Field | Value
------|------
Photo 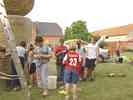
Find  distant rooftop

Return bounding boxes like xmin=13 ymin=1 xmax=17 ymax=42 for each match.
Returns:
xmin=34 ymin=22 xmax=63 ymax=37
xmin=93 ymin=24 xmax=133 ymax=36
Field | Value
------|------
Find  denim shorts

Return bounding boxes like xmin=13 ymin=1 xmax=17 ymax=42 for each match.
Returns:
xmin=29 ymin=63 xmax=36 ymax=74
xmin=64 ymin=68 xmax=79 ymax=84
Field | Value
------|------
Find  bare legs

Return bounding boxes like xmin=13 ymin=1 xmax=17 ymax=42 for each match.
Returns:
xmin=65 ymin=83 xmax=78 ymax=100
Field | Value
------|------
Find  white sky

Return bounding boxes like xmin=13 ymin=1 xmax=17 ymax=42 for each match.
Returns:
xmin=26 ymin=0 xmax=133 ymax=32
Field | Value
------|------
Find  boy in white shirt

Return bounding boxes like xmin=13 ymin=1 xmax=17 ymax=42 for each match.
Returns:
xmin=84 ymin=37 xmax=99 ymax=81
xmin=16 ymin=41 xmax=27 ymax=69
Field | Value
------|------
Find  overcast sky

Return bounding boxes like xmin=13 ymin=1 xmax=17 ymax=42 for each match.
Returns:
xmin=26 ymin=0 xmax=133 ymax=32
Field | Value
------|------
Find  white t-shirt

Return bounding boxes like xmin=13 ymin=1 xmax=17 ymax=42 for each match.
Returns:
xmin=99 ymin=48 xmax=108 ymax=58
xmin=16 ymin=46 xmax=26 ymax=57
xmin=85 ymin=43 xmax=98 ymax=59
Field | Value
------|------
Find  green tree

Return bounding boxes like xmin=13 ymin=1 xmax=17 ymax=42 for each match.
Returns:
xmin=64 ymin=27 xmax=72 ymax=40
xmin=64 ymin=20 xmax=92 ymax=42
xmin=71 ymin=20 xmax=88 ymax=34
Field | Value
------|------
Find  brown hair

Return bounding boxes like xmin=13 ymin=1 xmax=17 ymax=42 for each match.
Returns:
xmin=29 ymin=44 xmax=34 ymax=51
xmin=19 ymin=41 xmax=26 ymax=48
xmin=35 ymin=36 xmax=43 ymax=44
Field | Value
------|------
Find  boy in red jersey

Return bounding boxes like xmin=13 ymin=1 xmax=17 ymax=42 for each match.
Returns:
xmin=63 ymin=46 xmax=81 ymax=100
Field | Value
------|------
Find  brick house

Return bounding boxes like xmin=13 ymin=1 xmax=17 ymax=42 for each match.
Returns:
xmin=92 ymin=24 xmax=133 ymax=56
xmin=93 ymin=24 xmax=133 ymax=36
xmin=33 ymin=22 xmax=64 ymax=47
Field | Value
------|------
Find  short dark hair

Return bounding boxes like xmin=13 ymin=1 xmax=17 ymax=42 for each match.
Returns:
xmin=35 ymin=36 xmax=43 ymax=43
xmin=69 ymin=46 xmax=76 ymax=51
xmin=20 ymin=41 xmax=26 ymax=48
xmin=77 ymin=39 xmax=81 ymax=44
xmin=59 ymin=38 xmax=64 ymax=44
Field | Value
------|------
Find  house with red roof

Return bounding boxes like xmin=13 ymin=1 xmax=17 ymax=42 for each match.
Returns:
xmin=33 ymin=22 xmax=64 ymax=46
xmin=92 ymin=24 xmax=133 ymax=55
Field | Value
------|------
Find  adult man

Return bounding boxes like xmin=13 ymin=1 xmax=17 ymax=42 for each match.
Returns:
xmin=54 ymin=39 xmax=67 ymax=85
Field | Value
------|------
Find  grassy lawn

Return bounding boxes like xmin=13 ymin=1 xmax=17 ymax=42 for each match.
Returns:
xmin=0 ymin=59 xmax=133 ymax=100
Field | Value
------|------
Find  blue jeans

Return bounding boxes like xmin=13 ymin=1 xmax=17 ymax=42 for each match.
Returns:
xmin=57 ymin=64 xmax=64 ymax=82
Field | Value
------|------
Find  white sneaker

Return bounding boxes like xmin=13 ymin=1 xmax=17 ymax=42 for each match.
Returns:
xmin=42 ymin=90 xmax=48 ymax=96
xmin=65 ymin=95 xmax=70 ymax=100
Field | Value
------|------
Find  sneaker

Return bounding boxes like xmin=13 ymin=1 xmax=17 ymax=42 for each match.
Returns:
xmin=13 ymin=86 xmax=21 ymax=91
xmin=65 ymin=95 xmax=70 ymax=100
xmin=42 ymin=90 xmax=48 ymax=96
xmin=58 ymin=90 xmax=67 ymax=95
xmin=57 ymin=81 xmax=64 ymax=88
xmin=82 ymin=78 xmax=87 ymax=81
xmin=89 ymin=77 xmax=95 ymax=81
xmin=73 ymin=95 xmax=78 ymax=100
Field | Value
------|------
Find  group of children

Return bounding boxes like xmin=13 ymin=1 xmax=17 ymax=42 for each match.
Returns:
xmin=14 ymin=36 xmax=52 ymax=96
xmin=10 ymin=36 xmax=99 ymax=100
xmin=55 ymin=37 xmax=99 ymax=100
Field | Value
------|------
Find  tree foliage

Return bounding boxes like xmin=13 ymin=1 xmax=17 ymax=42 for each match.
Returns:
xmin=64 ymin=20 xmax=92 ymax=42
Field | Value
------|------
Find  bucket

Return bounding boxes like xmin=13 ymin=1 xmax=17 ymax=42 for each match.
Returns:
xmin=48 ymin=75 xmax=57 ymax=90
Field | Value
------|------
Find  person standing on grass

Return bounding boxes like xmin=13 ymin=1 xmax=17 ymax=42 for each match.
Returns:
xmin=84 ymin=37 xmax=99 ymax=81
xmin=33 ymin=36 xmax=52 ymax=96
xmin=76 ymin=40 xmax=86 ymax=80
xmin=54 ymin=39 xmax=68 ymax=85
xmin=27 ymin=44 xmax=37 ymax=86
xmin=63 ymin=46 xmax=81 ymax=100
xmin=16 ymin=41 xmax=27 ymax=69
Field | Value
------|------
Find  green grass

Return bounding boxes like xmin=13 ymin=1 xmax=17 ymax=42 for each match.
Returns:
xmin=1 ymin=62 xmax=133 ymax=100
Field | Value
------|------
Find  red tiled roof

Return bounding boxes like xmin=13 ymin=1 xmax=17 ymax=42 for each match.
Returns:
xmin=92 ymin=24 xmax=133 ymax=36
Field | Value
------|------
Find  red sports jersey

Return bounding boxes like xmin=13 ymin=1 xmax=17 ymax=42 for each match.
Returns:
xmin=63 ymin=51 xmax=80 ymax=70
